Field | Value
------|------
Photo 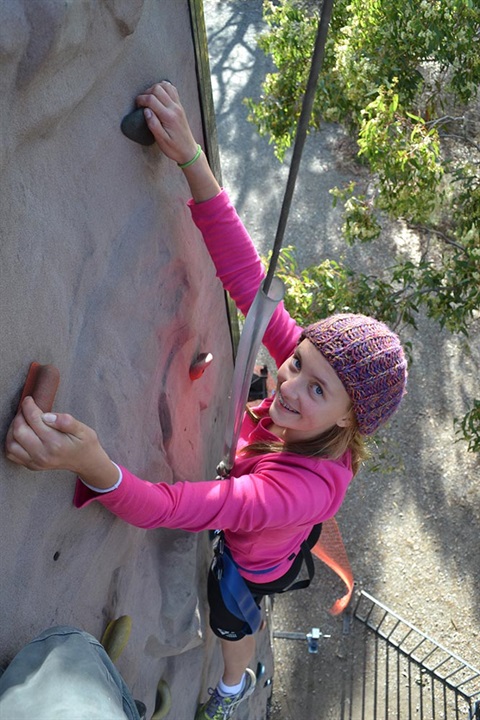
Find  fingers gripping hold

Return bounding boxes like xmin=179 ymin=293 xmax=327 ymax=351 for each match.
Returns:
xmin=6 ymin=364 xmax=109 ymax=480
xmin=6 ymin=398 xmax=61 ymax=470
xmin=121 ymin=80 xmax=199 ymax=166
xmin=121 ymin=80 xmax=176 ymax=146
xmin=144 ymin=80 xmax=177 ymax=102
xmin=5 ymin=363 xmax=61 ymax=470
xmin=6 ymin=397 xmax=96 ymax=473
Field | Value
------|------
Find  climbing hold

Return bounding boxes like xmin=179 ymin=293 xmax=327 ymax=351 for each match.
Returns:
xmin=256 ymin=662 xmax=266 ymax=680
xmin=5 ymin=362 xmax=60 ymax=454
xmin=101 ymin=615 xmax=132 ymax=662
xmin=151 ymin=678 xmax=172 ymax=720
xmin=134 ymin=700 xmax=147 ymax=720
xmin=120 ymin=108 xmax=155 ymax=146
xmin=189 ymin=352 xmax=213 ymax=381
xmin=18 ymin=362 xmax=60 ymax=412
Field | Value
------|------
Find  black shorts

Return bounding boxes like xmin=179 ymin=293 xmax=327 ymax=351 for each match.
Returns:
xmin=207 ymin=552 xmax=304 ymax=642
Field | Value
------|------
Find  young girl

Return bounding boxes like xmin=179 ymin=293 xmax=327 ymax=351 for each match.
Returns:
xmin=6 ymin=82 xmax=407 ymax=720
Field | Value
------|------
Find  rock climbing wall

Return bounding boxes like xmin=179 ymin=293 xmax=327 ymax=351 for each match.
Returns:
xmin=0 ymin=1 xmax=267 ymax=717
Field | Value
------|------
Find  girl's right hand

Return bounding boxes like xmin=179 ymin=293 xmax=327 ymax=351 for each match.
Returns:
xmin=135 ymin=81 xmax=199 ymax=166
xmin=5 ymin=397 xmax=119 ymax=489
xmin=136 ymin=81 xmax=221 ymax=203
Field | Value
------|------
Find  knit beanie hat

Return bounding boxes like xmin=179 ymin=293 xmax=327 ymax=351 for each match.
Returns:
xmin=301 ymin=313 xmax=407 ymax=435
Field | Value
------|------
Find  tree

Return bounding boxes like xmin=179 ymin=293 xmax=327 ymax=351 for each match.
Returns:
xmin=246 ymin=0 xmax=480 ymax=450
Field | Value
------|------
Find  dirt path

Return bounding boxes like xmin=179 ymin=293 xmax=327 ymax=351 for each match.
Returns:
xmin=203 ymin=2 xmax=480 ymax=717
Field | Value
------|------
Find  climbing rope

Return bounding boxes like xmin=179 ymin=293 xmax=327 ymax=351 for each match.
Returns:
xmin=218 ymin=0 xmax=336 ymax=476
xmin=263 ymin=0 xmax=335 ymax=295
xmin=219 ymin=1 xmax=355 ymax=615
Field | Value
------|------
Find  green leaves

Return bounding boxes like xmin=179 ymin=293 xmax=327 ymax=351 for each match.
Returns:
xmin=357 ymin=84 xmax=444 ymax=223
xmin=265 ymin=246 xmax=418 ymax=337
xmin=245 ymin=3 xmax=319 ymax=159
xmin=330 ymin=183 xmax=382 ymax=244
xmin=456 ymin=401 xmax=480 ymax=454
xmin=248 ymin=0 xmax=480 ymax=450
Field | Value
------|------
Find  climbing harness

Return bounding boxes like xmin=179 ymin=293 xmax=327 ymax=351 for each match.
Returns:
xmin=212 ymin=525 xmax=321 ymax=635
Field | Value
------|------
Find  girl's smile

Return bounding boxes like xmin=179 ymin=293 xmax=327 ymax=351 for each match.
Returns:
xmin=277 ymin=390 xmax=300 ymax=414
xmin=269 ymin=339 xmax=352 ymax=442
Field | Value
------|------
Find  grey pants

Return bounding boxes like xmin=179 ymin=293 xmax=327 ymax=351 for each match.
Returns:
xmin=0 ymin=626 xmax=142 ymax=720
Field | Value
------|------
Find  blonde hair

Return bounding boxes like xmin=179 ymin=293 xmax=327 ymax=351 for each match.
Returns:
xmin=242 ymin=406 xmax=369 ymax=477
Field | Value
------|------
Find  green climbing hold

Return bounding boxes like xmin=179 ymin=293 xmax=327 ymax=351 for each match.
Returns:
xmin=121 ymin=108 xmax=156 ymax=146
xmin=101 ymin=615 xmax=132 ymax=662
xmin=151 ymin=678 xmax=172 ymax=720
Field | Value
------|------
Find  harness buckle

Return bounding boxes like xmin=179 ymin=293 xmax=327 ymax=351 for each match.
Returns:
xmin=212 ymin=531 xmax=225 ymax=580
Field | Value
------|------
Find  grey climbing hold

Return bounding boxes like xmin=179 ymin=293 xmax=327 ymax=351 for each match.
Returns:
xmin=135 ymin=700 xmax=147 ymax=720
xmin=120 ymin=108 xmax=155 ymax=146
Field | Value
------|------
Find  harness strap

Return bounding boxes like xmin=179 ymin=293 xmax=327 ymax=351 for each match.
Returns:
xmin=215 ymin=546 xmax=262 ymax=635
xmin=277 ymin=522 xmax=321 ymax=593
xmin=278 ymin=539 xmax=315 ymax=593
xmin=234 ymin=559 xmax=282 ymax=575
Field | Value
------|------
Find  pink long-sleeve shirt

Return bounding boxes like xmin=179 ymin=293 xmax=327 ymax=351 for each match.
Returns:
xmin=74 ymin=190 xmax=353 ymax=582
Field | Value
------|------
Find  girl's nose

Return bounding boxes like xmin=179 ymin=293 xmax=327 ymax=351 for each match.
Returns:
xmin=280 ymin=375 xmax=299 ymax=400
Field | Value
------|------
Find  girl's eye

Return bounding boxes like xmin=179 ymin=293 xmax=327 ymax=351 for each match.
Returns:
xmin=292 ymin=357 xmax=301 ymax=370
xmin=313 ymin=384 xmax=323 ymax=397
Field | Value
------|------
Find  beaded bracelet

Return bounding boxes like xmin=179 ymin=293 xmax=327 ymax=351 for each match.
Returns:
xmin=177 ymin=144 xmax=202 ymax=169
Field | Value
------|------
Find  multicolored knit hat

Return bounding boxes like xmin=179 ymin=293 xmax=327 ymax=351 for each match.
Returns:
xmin=301 ymin=313 xmax=407 ymax=435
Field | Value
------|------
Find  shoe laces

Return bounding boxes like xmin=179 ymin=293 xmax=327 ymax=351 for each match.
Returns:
xmin=203 ymin=687 xmax=237 ymax=719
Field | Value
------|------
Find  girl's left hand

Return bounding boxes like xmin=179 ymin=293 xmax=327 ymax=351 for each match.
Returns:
xmin=5 ymin=397 xmax=118 ymax=488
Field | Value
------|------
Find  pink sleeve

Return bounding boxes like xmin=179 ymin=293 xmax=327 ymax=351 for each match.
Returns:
xmin=73 ymin=456 xmax=348 ymax=532
xmin=73 ymin=468 xmax=236 ymax=531
xmin=189 ymin=190 xmax=302 ymax=367
xmin=75 ymin=465 xmax=292 ymax=532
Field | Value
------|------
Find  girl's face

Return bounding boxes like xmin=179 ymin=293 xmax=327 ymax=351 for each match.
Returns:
xmin=269 ymin=339 xmax=352 ymax=442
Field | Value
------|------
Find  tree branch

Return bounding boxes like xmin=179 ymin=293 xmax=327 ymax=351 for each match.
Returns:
xmin=409 ymin=224 xmax=467 ymax=253
xmin=441 ymin=133 xmax=480 ymax=153
xmin=426 ymin=115 xmax=465 ymax=128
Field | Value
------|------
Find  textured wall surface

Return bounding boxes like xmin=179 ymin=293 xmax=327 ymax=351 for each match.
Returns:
xmin=0 ymin=1 xmax=254 ymax=716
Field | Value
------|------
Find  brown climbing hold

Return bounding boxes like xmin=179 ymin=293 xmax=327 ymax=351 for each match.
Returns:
xmin=18 ymin=362 xmax=60 ymax=412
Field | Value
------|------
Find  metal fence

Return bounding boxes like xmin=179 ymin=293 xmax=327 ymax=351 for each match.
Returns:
xmin=341 ymin=590 xmax=480 ymax=720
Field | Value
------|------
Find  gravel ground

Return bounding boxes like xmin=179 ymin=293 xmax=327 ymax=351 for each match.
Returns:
xmin=203 ymin=2 xmax=480 ymax=717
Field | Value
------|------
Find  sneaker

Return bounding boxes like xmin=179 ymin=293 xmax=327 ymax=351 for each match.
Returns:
xmin=194 ymin=668 xmax=256 ymax=720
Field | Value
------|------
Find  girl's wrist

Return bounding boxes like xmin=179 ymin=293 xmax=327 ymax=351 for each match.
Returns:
xmin=80 ymin=462 xmax=122 ymax=493
xmin=177 ymin=144 xmax=202 ymax=169
xmin=181 ymin=152 xmax=221 ymax=203
xmin=76 ymin=450 xmax=119 ymax=490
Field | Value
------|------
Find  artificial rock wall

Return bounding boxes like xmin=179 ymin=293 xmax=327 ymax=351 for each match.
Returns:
xmin=0 ymin=1 xmax=246 ymax=716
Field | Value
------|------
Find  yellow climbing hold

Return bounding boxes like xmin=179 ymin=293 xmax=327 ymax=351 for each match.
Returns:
xmin=151 ymin=679 xmax=172 ymax=720
xmin=101 ymin=615 xmax=132 ymax=663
